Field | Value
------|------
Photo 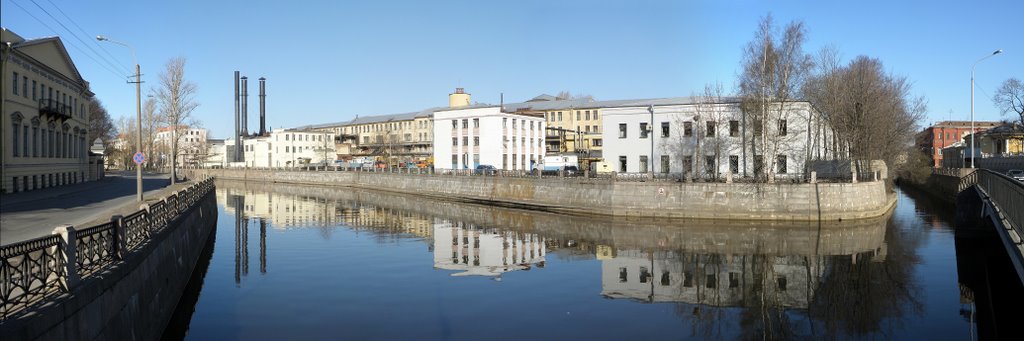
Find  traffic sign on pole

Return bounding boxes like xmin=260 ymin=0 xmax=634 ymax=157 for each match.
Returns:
xmin=133 ymin=151 xmax=146 ymax=165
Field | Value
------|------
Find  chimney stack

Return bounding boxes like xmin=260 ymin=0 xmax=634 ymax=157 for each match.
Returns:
xmin=241 ymin=76 xmax=248 ymax=136
xmin=259 ymin=77 xmax=266 ymax=136
xmin=234 ymin=71 xmax=241 ymax=162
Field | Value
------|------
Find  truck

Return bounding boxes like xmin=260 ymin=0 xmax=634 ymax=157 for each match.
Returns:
xmin=532 ymin=154 xmax=579 ymax=173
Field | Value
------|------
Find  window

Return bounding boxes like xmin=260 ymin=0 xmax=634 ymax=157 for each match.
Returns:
xmin=639 ymin=123 xmax=649 ymax=138
xmin=777 ymin=155 xmax=787 ymax=174
xmin=12 ymin=72 xmax=18 ymax=95
xmin=683 ymin=156 xmax=693 ymax=174
xmin=661 ymin=155 xmax=669 ymax=173
xmin=558 ymin=112 xmax=563 ymax=121
xmin=639 ymin=267 xmax=651 ymax=283
xmin=473 ymin=137 xmax=479 ymax=146
xmin=502 ymin=154 xmax=507 ymax=169
xmin=452 ymin=155 xmax=458 ymax=168
xmin=503 ymin=118 xmax=507 ymax=127
xmin=593 ymin=139 xmax=602 ymax=147
xmin=754 ymin=155 xmax=764 ymax=176
xmin=777 ymin=276 xmax=788 ymax=291
xmin=473 ymin=118 xmax=479 ymax=128
xmin=706 ymin=274 xmax=717 ymax=288
xmin=12 ymin=123 xmax=19 ymax=157
xmin=593 ymin=111 xmax=598 ymax=120
xmin=683 ymin=271 xmax=693 ymax=287
xmin=619 ymin=267 xmax=628 ymax=282
xmin=706 ymin=121 xmax=715 ymax=137
xmin=729 ymin=120 xmax=739 ymax=137
xmin=462 ymin=119 xmax=468 ymax=128
xmin=639 ymin=155 xmax=648 ymax=173
xmin=661 ymin=271 xmax=670 ymax=286
xmin=753 ymin=120 xmax=763 ymax=136
xmin=729 ymin=272 xmax=739 ymax=288
xmin=22 ymin=76 xmax=28 ymax=98
xmin=32 ymin=127 xmax=38 ymax=156
xmin=618 ymin=123 xmax=627 ymax=138
xmin=285 ymin=146 xmax=289 ymax=152
xmin=684 ymin=121 xmax=693 ymax=137
xmin=463 ymin=136 xmax=468 ymax=145
xmin=585 ymin=110 xmax=590 ymax=120
xmin=661 ymin=122 xmax=670 ymax=137
xmin=285 ymin=134 xmax=289 ymax=141
xmin=706 ymin=156 xmax=715 ymax=175
xmin=778 ymin=119 xmax=787 ymax=136
xmin=729 ymin=155 xmax=739 ymax=174
xmin=619 ymin=156 xmax=627 ymax=172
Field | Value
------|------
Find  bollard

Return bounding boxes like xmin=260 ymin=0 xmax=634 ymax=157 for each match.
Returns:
xmin=810 ymin=171 xmax=817 ymax=184
xmin=726 ymin=171 xmax=733 ymax=183
xmin=52 ymin=224 xmax=80 ymax=290
xmin=112 ymin=215 xmax=126 ymax=259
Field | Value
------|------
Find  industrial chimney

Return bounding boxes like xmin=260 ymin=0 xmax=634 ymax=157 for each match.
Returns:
xmin=449 ymin=87 xmax=470 ymax=108
xmin=234 ymin=71 xmax=241 ymax=162
xmin=259 ymin=77 xmax=266 ymax=136
xmin=241 ymin=76 xmax=248 ymax=136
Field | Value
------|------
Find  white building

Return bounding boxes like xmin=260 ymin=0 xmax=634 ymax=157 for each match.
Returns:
xmin=433 ymin=222 xmax=546 ymax=277
xmin=432 ymin=106 xmax=546 ymax=170
xmin=225 ymin=128 xmax=335 ymax=168
xmin=153 ymin=126 xmax=208 ymax=168
xmin=601 ymin=98 xmax=833 ymax=177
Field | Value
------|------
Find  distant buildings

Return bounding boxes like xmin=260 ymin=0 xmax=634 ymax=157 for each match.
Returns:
xmin=432 ymin=105 xmax=546 ymax=171
xmin=225 ymin=128 xmax=335 ymax=168
xmin=2 ymin=28 xmax=97 ymax=193
xmin=917 ymin=120 xmax=1000 ymax=168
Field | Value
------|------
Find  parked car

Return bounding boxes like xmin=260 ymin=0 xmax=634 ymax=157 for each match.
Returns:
xmin=563 ymin=166 xmax=580 ymax=176
xmin=1008 ymin=169 xmax=1024 ymax=182
xmin=474 ymin=165 xmax=498 ymax=175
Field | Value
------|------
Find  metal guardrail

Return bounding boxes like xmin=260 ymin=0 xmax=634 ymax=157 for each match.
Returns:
xmin=971 ymin=169 xmax=1024 ymax=239
xmin=223 ymin=165 xmax=879 ymax=184
xmin=0 ymin=177 xmax=216 ymax=319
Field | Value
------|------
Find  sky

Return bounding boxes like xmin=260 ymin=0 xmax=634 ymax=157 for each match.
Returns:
xmin=2 ymin=0 xmax=1021 ymax=139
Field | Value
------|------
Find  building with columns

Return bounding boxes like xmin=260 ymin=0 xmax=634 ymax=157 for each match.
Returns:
xmin=2 ymin=28 xmax=95 ymax=193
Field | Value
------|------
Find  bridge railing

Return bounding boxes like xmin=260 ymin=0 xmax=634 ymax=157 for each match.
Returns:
xmin=0 ymin=177 xmax=216 ymax=320
xmin=972 ymin=170 xmax=1024 ymax=238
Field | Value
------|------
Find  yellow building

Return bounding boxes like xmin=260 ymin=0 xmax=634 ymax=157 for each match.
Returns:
xmin=2 ymin=28 xmax=95 ymax=193
xmin=978 ymin=122 xmax=1024 ymax=156
xmin=504 ymin=94 xmax=613 ymax=169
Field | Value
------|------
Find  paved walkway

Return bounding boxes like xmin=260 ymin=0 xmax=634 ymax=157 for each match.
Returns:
xmin=0 ymin=172 xmax=185 ymax=245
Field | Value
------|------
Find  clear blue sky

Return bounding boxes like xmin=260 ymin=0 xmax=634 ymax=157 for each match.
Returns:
xmin=3 ymin=0 xmax=1021 ymax=138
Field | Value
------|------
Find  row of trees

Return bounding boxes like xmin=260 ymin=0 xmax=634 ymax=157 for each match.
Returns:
xmin=109 ymin=57 xmax=200 ymax=183
xmin=671 ymin=15 xmax=929 ymax=183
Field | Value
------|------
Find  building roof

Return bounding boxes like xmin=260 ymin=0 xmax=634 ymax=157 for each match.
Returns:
xmin=4 ymin=28 xmax=91 ymax=94
xmin=928 ymin=120 xmax=1002 ymax=129
xmin=301 ymin=107 xmax=442 ymax=130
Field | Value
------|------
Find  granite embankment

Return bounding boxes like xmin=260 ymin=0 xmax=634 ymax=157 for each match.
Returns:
xmin=196 ymin=169 xmax=895 ymax=221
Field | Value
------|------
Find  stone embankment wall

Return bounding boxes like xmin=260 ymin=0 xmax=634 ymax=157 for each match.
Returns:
xmin=0 ymin=189 xmax=218 ymax=340
xmin=200 ymin=169 xmax=893 ymax=221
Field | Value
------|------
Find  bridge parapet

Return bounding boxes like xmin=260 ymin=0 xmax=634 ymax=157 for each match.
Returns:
xmin=972 ymin=170 xmax=1024 ymax=241
xmin=0 ymin=177 xmax=216 ymax=320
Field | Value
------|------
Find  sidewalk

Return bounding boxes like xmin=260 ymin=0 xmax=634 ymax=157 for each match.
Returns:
xmin=0 ymin=172 xmax=191 ymax=245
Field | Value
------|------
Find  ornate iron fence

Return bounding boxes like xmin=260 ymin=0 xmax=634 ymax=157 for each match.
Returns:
xmin=0 ymin=177 xmax=216 ymax=319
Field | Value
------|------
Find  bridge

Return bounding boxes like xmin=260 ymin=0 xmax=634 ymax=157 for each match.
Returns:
xmin=956 ymin=169 xmax=1024 ymax=285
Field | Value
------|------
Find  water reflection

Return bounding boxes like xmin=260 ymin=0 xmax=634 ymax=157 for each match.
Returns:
xmin=189 ymin=180 xmax=955 ymax=339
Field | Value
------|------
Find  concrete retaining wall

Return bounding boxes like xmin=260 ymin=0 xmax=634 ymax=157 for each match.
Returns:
xmin=199 ymin=169 xmax=894 ymax=221
xmin=0 ymin=192 xmax=218 ymax=341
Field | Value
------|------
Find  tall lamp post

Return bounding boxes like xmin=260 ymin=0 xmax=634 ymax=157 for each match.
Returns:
xmin=970 ymin=49 xmax=1002 ymax=168
xmin=97 ymin=35 xmax=143 ymax=201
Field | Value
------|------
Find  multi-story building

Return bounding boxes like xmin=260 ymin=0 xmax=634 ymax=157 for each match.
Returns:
xmin=2 ymin=28 xmax=95 ymax=193
xmin=153 ymin=126 xmax=208 ymax=169
xmin=916 ymin=120 xmax=1001 ymax=168
xmin=433 ymin=221 xmax=546 ymax=277
xmin=602 ymin=98 xmax=833 ymax=178
xmin=308 ymin=107 xmax=436 ymax=165
xmin=225 ymin=128 xmax=335 ymax=168
xmin=432 ymin=105 xmax=546 ymax=171
xmin=502 ymin=95 xmax=605 ymax=168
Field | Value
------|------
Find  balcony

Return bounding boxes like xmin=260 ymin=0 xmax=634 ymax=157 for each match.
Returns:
xmin=38 ymin=99 xmax=72 ymax=122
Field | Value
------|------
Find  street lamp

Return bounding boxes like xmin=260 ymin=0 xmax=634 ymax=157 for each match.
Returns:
xmin=97 ymin=35 xmax=143 ymax=201
xmin=970 ymin=49 xmax=1002 ymax=168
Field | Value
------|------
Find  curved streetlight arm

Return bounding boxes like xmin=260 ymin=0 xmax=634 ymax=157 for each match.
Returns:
xmin=969 ymin=49 xmax=1003 ymax=168
xmin=96 ymin=35 xmax=137 ymax=69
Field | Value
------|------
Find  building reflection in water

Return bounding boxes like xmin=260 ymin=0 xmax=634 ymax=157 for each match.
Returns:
xmin=215 ymin=180 xmax=918 ymax=338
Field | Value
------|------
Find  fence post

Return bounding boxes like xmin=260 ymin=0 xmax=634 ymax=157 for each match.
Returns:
xmin=112 ymin=215 xmax=126 ymax=259
xmin=52 ymin=224 xmax=80 ymax=290
xmin=810 ymin=171 xmax=817 ymax=184
xmin=851 ymin=170 xmax=858 ymax=183
xmin=726 ymin=171 xmax=733 ymax=183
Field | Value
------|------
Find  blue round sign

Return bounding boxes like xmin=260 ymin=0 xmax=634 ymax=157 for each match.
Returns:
xmin=133 ymin=151 xmax=146 ymax=165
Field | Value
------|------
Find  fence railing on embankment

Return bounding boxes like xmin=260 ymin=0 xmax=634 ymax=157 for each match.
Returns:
xmin=209 ymin=165 xmax=883 ymax=184
xmin=0 ymin=177 xmax=216 ymax=319
xmin=962 ymin=169 xmax=1024 ymax=240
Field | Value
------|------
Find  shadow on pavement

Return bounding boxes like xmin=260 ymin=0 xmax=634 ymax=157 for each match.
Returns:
xmin=0 ymin=174 xmax=171 ymax=213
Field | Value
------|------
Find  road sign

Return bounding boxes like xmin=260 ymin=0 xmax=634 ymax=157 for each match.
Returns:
xmin=133 ymin=152 xmax=146 ymax=165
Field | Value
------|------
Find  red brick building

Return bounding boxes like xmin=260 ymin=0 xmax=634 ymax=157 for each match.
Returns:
xmin=917 ymin=120 xmax=1000 ymax=168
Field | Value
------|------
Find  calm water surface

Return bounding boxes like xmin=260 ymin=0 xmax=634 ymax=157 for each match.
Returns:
xmin=164 ymin=180 xmax=1019 ymax=340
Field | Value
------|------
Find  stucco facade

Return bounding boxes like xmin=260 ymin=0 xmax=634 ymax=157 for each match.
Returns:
xmin=432 ymin=106 xmax=546 ymax=170
xmin=2 ymin=29 xmax=95 ymax=193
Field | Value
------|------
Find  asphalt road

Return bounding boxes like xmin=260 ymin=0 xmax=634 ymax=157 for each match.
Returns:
xmin=0 ymin=172 xmax=173 ymax=245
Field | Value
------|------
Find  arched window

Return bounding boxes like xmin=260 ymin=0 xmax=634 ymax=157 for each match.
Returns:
xmin=31 ymin=117 xmax=40 ymax=157
xmin=11 ymin=113 xmax=23 ymax=157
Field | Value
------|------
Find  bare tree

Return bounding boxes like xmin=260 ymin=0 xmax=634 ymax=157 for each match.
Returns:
xmin=152 ymin=57 xmax=200 ymax=184
xmin=993 ymin=78 xmax=1024 ymax=125
xmin=803 ymin=54 xmax=926 ymax=175
xmin=113 ymin=116 xmax=138 ymax=170
xmin=141 ymin=97 xmax=159 ymax=171
xmin=738 ymin=14 xmax=814 ymax=183
xmin=87 ymin=98 xmax=116 ymax=145
xmin=556 ymin=90 xmax=594 ymax=101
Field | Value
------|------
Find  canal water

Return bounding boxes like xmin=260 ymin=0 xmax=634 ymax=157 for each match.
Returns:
xmin=164 ymin=180 xmax=1021 ymax=340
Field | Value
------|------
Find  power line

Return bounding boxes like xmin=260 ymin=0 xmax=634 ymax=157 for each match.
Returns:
xmin=8 ymin=0 xmax=126 ymax=80
xmin=25 ymin=0 xmax=133 ymax=78
xmin=43 ymin=0 xmax=132 ymax=75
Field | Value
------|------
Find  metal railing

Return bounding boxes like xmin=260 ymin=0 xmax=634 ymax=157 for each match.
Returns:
xmin=37 ymin=98 xmax=72 ymax=118
xmin=0 ymin=177 xmax=216 ymax=319
xmin=971 ymin=169 xmax=1024 ymax=239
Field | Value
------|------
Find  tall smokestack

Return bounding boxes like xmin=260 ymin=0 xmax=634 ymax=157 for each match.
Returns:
xmin=234 ymin=71 xmax=240 ymax=162
xmin=259 ymin=77 xmax=266 ymax=136
xmin=241 ymin=76 xmax=248 ymax=136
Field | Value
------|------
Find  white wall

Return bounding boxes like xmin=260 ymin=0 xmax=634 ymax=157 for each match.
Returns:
xmin=432 ymin=107 xmax=545 ymax=170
